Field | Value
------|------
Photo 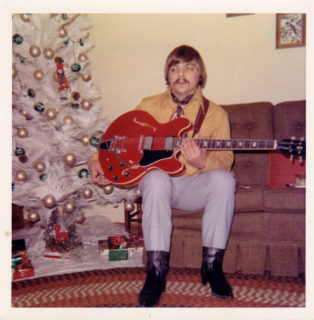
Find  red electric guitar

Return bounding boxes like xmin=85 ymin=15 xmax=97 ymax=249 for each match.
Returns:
xmin=98 ymin=110 xmax=305 ymax=187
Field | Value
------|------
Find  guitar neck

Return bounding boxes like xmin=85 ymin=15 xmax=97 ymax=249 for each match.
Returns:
xmin=144 ymin=136 xmax=277 ymax=151
xmin=190 ymin=138 xmax=277 ymax=151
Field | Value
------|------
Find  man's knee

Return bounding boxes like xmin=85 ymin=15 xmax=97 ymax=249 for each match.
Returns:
xmin=139 ymin=170 xmax=171 ymax=194
xmin=207 ymin=170 xmax=236 ymax=194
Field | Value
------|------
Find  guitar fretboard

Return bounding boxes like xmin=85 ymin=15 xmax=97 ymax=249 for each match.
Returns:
xmin=143 ymin=136 xmax=277 ymax=151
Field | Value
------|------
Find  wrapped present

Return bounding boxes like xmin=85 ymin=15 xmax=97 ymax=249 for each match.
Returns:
xmin=13 ymin=259 xmax=35 ymax=280
xmin=99 ymin=236 xmax=128 ymax=261
xmin=98 ymin=239 xmax=110 ymax=256
xmin=109 ymin=249 xmax=128 ymax=261
xmin=99 ymin=235 xmax=144 ymax=260
xmin=108 ymin=235 xmax=127 ymax=249
xmin=12 ymin=239 xmax=26 ymax=254
xmin=126 ymin=237 xmax=144 ymax=257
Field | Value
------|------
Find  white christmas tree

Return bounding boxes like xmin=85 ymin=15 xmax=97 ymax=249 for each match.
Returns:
xmin=12 ymin=14 xmax=137 ymax=252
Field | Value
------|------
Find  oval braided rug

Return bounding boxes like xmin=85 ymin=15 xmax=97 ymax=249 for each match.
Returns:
xmin=12 ymin=267 xmax=305 ymax=308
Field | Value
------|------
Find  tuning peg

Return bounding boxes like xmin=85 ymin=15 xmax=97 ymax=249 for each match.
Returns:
xmin=290 ymin=154 xmax=294 ymax=163
xmin=299 ymin=155 xmax=303 ymax=164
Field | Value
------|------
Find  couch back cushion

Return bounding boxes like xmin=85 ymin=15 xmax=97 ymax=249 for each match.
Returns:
xmin=273 ymin=100 xmax=305 ymax=140
xmin=269 ymin=100 xmax=306 ymax=188
xmin=222 ymin=102 xmax=274 ymax=185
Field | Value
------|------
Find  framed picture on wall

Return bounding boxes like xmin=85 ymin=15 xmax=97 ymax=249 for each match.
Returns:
xmin=276 ymin=13 xmax=306 ymax=48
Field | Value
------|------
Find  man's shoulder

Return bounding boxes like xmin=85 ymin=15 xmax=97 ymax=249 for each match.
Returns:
xmin=141 ymin=91 xmax=169 ymax=104
xmin=135 ymin=90 xmax=170 ymax=110
xmin=205 ymin=98 xmax=229 ymax=118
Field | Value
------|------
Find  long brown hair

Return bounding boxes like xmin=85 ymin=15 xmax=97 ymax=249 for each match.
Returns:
xmin=164 ymin=45 xmax=207 ymax=88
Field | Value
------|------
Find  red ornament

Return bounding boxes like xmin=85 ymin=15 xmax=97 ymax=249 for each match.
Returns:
xmin=55 ymin=57 xmax=69 ymax=92
xmin=51 ymin=246 xmax=57 ymax=252
xmin=54 ymin=224 xmax=69 ymax=241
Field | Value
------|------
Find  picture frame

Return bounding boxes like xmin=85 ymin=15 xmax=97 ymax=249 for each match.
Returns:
xmin=276 ymin=13 xmax=306 ymax=48
xmin=226 ymin=13 xmax=253 ymax=18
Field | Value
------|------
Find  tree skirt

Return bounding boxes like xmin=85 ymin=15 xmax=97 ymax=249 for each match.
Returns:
xmin=12 ymin=267 xmax=305 ymax=308
xmin=12 ymin=215 xmax=144 ymax=279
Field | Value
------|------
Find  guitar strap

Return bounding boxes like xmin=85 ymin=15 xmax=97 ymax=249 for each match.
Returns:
xmin=192 ymin=96 xmax=210 ymax=138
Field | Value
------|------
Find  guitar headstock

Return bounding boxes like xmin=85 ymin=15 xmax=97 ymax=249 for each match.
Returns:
xmin=277 ymin=137 xmax=305 ymax=163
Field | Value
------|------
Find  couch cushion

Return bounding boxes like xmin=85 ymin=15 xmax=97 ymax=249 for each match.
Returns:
xmin=235 ymin=185 xmax=268 ymax=212
xmin=222 ymin=102 xmax=274 ymax=140
xmin=172 ymin=209 xmax=203 ymax=231
xmin=264 ymin=187 xmax=305 ymax=212
xmin=232 ymin=153 xmax=269 ymax=185
xmin=273 ymin=100 xmax=305 ymax=140
xmin=222 ymin=102 xmax=274 ymax=185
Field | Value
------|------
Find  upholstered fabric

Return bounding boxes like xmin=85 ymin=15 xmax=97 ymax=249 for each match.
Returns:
xmin=167 ymin=100 xmax=306 ymax=277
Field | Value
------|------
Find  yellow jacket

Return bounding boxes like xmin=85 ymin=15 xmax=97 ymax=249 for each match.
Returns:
xmin=134 ymin=87 xmax=234 ymax=176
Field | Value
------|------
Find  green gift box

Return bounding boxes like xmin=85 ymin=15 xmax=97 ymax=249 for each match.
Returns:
xmin=109 ymin=249 xmax=128 ymax=261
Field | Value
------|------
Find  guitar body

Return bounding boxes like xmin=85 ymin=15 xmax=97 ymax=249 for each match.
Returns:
xmin=98 ymin=110 xmax=192 ymax=187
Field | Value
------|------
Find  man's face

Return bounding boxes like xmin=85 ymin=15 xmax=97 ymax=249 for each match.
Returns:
xmin=167 ymin=60 xmax=201 ymax=100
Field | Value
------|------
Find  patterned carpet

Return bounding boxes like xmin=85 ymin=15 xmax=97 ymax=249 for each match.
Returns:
xmin=12 ymin=267 xmax=305 ymax=308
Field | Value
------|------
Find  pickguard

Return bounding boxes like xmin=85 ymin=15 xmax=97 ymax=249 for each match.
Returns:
xmin=139 ymin=150 xmax=174 ymax=167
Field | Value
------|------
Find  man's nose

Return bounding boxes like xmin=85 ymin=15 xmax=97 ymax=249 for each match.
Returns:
xmin=177 ymin=66 xmax=184 ymax=77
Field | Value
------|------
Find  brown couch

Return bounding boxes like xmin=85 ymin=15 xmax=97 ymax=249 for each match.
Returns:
xmin=168 ymin=100 xmax=306 ymax=277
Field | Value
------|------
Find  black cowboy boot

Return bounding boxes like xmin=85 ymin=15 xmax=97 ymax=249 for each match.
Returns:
xmin=138 ymin=251 xmax=170 ymax=307
xmin=201 ymin=247 xmax=233 ymax=299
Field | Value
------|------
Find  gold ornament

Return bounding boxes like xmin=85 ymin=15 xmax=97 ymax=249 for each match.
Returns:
xmin=16 ymin=170 xmax=27 ymax=182
xmin=29 ymin=45 xmax=41 ymax=58
xmin=59 ymin=27 xmax=67 ymax=38
xmin=103 ymin=184 xmax=114 ymax=194
xmin=63 ymin=153 xmax=76 ymax=166
xmin=20 ymin=14 xmax=31 ymax=22
xmin=17 ymin=128 xmax=28 ymax=138
xmin=81 ymin=99 xmax=93 ymax=110
xmin=45 ymin=108 xmax=58 ymax=120
xmin=124 ymin=200 xmax=135 ymax=212
xmin=42 ymin=194 xmax=56 ymax=209
xmin=135 ymin=189 xmax=142 ymax=197
xmin=82 ymin=74 xmax=92 ymax=82
xmin=43 ymin=48 xmax=54 ymax=59
xmin=63 ymin=201 xmax=76 ymax=213
xmin=82 ymin=187 xmax=93 ymax=199
xmin=33 ymin=69 xmax=44 ymax=80
xmin=34 ymin=161 xmax=46 ymax=172
xmin=75 ymin=214 xmax=85 ymax=224
xmin=12 ymin=65 xmax=17 ymax=78
xmin=78 ymin=53 xmax=88 ymax=62
xmin=63 ymin=115 xmax=74 ymax=125
xmin=21 ymin=110 xmax=33 ymax=120
xmin=28 ymin=209 xmax=40 ymax=223
xmin=81 ymin=136 xmax=89 ymax=145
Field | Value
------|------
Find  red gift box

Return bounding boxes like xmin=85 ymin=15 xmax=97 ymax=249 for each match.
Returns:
xmin=13 ymin=260 xmax=35 ymax=280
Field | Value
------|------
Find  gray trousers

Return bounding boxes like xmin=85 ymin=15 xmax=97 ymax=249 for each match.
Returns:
xmin=138 ymin=169 xmax=236 ymax=252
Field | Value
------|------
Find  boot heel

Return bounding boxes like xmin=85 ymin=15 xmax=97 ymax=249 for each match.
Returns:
xmin=201 ymin=267 xmax=208 ymax=286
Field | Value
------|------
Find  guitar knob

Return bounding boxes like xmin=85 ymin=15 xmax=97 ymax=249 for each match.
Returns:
xmin=113 ymin=175 xmax=118 ymax=181
xmin=108 ymin=166 xmax=113 ymax=171
xmin=125 ymin=172 xmax=130 ymax=177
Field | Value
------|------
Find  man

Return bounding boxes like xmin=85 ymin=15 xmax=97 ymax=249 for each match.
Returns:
xmin=88 ymin=45 xmax=236 ymax=307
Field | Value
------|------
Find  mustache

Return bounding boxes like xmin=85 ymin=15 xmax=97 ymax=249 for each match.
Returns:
xmin=174 ymin=78 xmax=189 ymax=84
